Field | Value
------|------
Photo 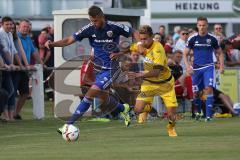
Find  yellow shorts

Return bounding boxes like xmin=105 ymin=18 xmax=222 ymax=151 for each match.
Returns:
xmin=136 ymin=78 xmax=178 ymax=108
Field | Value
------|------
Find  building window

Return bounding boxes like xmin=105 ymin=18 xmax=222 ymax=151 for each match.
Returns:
xmin=62 ymin=18 xmax=91 ymax=61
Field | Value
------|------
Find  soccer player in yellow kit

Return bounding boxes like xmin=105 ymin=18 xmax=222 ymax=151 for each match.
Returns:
xmin=128 ymin=25 xmax=178 ymax=137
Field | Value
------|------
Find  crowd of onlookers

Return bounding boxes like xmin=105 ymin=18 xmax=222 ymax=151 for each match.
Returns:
xmin=0 ymin=15 xmax=240 ymax=122
xmin=0 ymin=16 xmax=54 ymax=122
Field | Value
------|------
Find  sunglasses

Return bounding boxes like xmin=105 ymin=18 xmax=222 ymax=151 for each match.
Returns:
xmin=215 ymin=27 xmax=222 ymax=30
xmin=182 ymin=33 xmax=189 ymax=35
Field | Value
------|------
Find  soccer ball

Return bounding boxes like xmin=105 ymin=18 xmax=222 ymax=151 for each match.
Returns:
xmin=233 ymin=103 xmax=240 ymax=114
xmin=62 ymin=124 xmax=80 ymax=142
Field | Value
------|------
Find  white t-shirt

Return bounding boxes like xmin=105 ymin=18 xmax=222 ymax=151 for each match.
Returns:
xmin=0 ymin=28 xmax=17 ymax=62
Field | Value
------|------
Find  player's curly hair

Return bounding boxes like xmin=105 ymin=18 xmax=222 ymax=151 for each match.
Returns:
xmin=88 ymin=5 xmax=104 ymax=17
xmin=139 ymin=25 xmax=153 ymax=36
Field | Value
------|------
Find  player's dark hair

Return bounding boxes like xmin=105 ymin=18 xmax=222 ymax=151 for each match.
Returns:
xmin=197 ymin=16 xmax=208 ymax=23
xmin=139 ymin=25 xmax=153 ymax=36
xmin=154 ymin=32 xmax=161 ymax=36
xmin=88 ymin=5 xmax=104 ymax=17
xmin=1 ymin=16 xmax=13 ymax=24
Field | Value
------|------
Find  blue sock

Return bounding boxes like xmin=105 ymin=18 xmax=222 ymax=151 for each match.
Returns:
xmin=115 ymin=103 xmax=125 ymax=113
xmin=104 ymin=95 xmax=124 ymax=113
xmin=193 ymin=98 xmax=202 ymax=114
xmin=206 ymin=94 xmax=213 ymax=118
xmin=67 ymin=97 xmax=92 ymax=124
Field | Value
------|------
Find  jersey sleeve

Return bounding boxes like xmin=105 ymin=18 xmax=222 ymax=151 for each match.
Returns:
xmin=186 ymin=36 xmax=194 ymax=49
xmin=72 ymin=24 xmax=92 ymax=41
xmin=113 ymin=23 xmax=133 ymax=38
xmin=153 ymin=43 xmax=167 ymax=67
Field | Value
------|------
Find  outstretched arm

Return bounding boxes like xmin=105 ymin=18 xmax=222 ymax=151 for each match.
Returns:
xmin=128 ymin=69 xmax=160 ymax=80
xmin=45 ymin=36 xmax=76 ymax=49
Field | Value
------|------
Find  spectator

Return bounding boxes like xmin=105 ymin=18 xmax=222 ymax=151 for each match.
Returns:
xmin=38 ymin=27 xmax=51 ymax=62
xmin=11 ymin=20 xmax=33 ymax=120
xmin=0 ymin=42 xmax=9 ymax=121
xmin=14 ymin=19 xmax=43 ymax=120
xmin=0 ymin=16 xmax=22 ymax=121
xmin=159 ymin=25 xmax=166 ymax=46
xmin=15 ymin=21 xmax=20 ymax=32
xmin=228 ymin=34 xmax=240 ymax=50
xmin=45 ymin=25 xmax=54 ymax=100
xmin=212 ymin=87 xmax=238 ymax=116
xmin=172 ymin=26 xmax=181 ymax=44
xmin=213 ymin=24 xmax=225 ymax=75
xmin=153 ymin=32 xmax=161 ymax=43
xmin=164 ymin=35 xmax=174 ymax=55
xmin=175 ymin=28 xmax=189 ymax=52
xmin=213 ymin=24 xmax=225 ymax=44
xmin=45 ymin=24 xmax=54 ymax=67
xmin=169 ymin=50 xmax=195 ymax=117
xmin=168 ymin=50 xmax=183 ymax=81
xmin=11 ymin=22 xmax=29 ymax=66
xmin=175 ymin=28 xmax=189 ymax=72
xmin=168 ymin=50 xmax=193 ymax=100
xmin=224 ymin=40 xmax=240 ymax=67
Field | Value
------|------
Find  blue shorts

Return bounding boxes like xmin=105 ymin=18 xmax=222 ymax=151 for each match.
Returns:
xmin=192 ymin=65 xmax=215 ymax=92
xmin=94 ymin=68 xmax=121 ymax=90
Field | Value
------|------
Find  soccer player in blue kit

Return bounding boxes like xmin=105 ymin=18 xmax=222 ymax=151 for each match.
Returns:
xmin=45 ymin=6 xmax=139 ymax=132
xmin=183 ymin=17 xmax=224 ymax=121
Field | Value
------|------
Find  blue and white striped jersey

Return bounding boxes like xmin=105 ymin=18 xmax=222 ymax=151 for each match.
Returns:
xmin=73 ymin=21 xmax=133 ymax=68
xmin=186 ymin=33 xmax=219 ymax=69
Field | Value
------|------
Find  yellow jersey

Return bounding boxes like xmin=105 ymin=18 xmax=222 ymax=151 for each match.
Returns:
xmin=143 ymin=41 xmax=172 ymax=83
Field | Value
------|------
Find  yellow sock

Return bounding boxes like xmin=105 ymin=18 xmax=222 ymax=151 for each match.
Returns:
xmin=138 ymin=112 xmax=148 ymax=124
xmin=168 ymin=120 xmax=176 ymax=127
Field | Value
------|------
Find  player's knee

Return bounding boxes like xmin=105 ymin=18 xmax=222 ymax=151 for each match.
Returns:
xmin=205 ymin=87 xmax=213 ymax=94
xmin=134 ymin=106 xmax=143 ymax=114
xmin=83 ymin=97 xmax=93 ymax=104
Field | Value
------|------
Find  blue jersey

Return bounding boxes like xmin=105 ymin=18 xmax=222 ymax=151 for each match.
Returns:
xmin=73 ymin=21 xmax=133 ymax=69
xmin=186 ymin=33 xmax=219 ymax=68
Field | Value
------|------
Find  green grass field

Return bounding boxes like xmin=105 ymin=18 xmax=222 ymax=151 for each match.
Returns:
xmin=0 ymin=100 xmax=240 ymax=160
